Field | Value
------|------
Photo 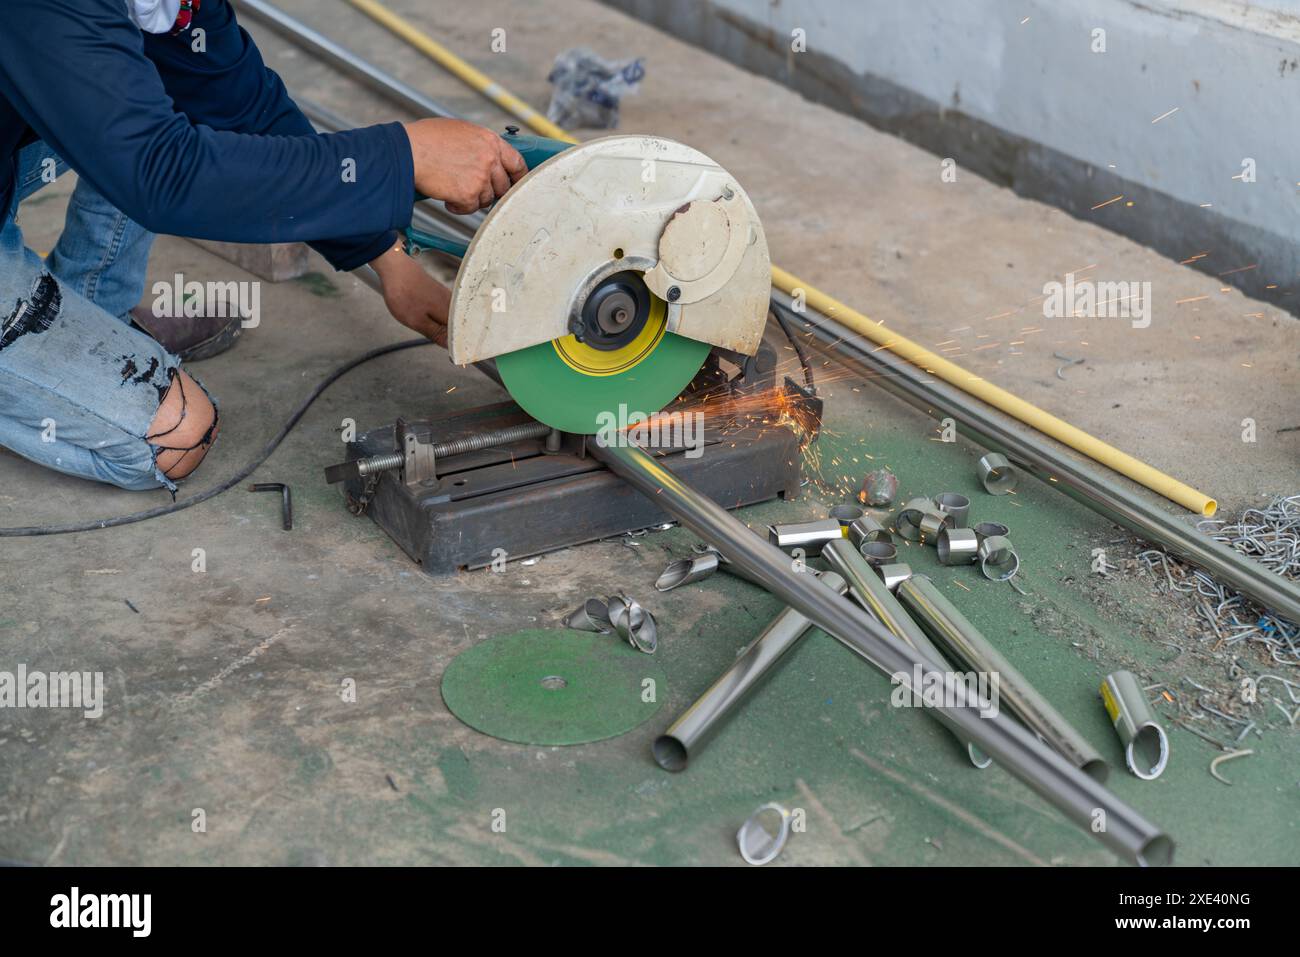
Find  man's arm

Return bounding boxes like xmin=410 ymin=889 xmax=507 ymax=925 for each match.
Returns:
xmin=0 ymin=0 xmax=413 ymax=249
xmin=141 ymin=0 xmax=397 ymax=270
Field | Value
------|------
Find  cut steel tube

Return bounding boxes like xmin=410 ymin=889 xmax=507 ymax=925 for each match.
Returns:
xmin=829 ymin=503 xmax=865 ymax=526
xmin=1101 ymin=671 xmax=1170 ymax=780
xmin=822 ymin=539 xmax=992 ymax=768
xmin=978 ymin=453 xmax=1019 ymax=495
xmin=654 ymin=572 xmax=850 ymax=770
xmin=775 ymin=293 xmax=1300 ymax=626
xmin=933 ymin=492 xmax=971 ymax=527
xmin=822 ymin=541 xmax=941 ymax=663
xmin=978 ymin=535 xmax=1021 ymax=582
xmin=656 ymin=552 xmax=721 ymax=592
xmin=877 ymin=563 xmax=914 ymax=591
xmin=595 ymin=441 xmax=1170 ymax=864
xmin=918 ymin=509 xmax=954 ymax=545
xmin=847 ymin=516 xmax=891 ymax=548
xmin=973 ymin=521 xmax=1011 ymax=544
xmin=894 ymin=497 xmax=932 ymax=541
xmin=937 ymin=527 xmax=980 ymax=566
xmin=896 ymin=574 xmax=1110 ymax=782
xmin=859 ymin=540 xmax=899 ymax=566
xmin=768 ymin=518 xmax=844 ymax=555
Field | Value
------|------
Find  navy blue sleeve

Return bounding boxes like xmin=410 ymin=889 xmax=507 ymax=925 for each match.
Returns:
xmin=0 ymin=0 xmax=414 ymax=266
xmin=141 ymin=1 xmax=400 ymax=271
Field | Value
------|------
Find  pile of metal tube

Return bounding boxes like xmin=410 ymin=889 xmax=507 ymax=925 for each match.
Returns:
xmin=238 ymin=0 xmax=1181 ymax=865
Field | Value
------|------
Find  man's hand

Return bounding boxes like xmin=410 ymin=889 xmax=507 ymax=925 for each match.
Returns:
xmin=371 ymin=243 xmax=451 ymax=347
xmin=404 ymin=118 xmax=526 ymax=215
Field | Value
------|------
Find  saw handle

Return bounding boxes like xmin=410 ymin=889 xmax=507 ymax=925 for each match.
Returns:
xmin=405 ymin=128 xmax=573 ymax=259
xmin=499 ymin=125 xmax=573 ymax=171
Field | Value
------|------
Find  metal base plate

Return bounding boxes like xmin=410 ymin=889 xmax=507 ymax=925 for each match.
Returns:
xmin=340 ymin=401 xmax=803 ymax=575
xmin=440 ymin=629 xmax=666 ymax=745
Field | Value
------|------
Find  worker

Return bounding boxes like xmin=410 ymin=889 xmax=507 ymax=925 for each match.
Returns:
xmin=0 ymin=0 xmax=524 ymax=490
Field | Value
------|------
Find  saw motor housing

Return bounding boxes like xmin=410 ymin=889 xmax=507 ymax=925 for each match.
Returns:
xmin=447 ymin=133 xmax=772 ymax=434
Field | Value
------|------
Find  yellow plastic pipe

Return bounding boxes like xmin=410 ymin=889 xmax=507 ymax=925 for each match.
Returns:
xmin=344 ymin=0 xmax=1217 ymax=517
xmin=343 ymin=0 xmax=578 ymax=144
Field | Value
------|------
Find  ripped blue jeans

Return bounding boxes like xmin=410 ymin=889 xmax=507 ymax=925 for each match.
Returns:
xmin=0 ymin=142 xmax=191 ymax=490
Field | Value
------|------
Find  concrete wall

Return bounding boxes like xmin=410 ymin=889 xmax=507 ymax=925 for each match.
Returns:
xmin=602 ymin=0 xmax=1300 ymax=313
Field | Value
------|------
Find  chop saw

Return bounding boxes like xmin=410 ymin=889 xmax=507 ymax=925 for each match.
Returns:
xmin=327 ymin=129 xmax=820 ymax=572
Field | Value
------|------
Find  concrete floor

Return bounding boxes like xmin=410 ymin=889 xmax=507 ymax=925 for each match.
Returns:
xmin=0 ymin=0 xmax=1295 ymax=866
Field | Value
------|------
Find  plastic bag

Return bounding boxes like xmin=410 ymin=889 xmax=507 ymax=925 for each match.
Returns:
xmin=546 ymin=47 xmax=645 ymax=130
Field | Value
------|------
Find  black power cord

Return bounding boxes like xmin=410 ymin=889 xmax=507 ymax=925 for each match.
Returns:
xmin=0 ymin=338 xmax=433 ymax=537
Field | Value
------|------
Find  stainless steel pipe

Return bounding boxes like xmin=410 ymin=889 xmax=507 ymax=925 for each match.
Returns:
xmin=595 ymin=442 xmax=1171 ymax=864
xmin=822 ymin=540 xmax=991 ymax=768
xmin=654 ymin=572 xmax=849 ymax=770
xmin=774 ymin=293 xmax=1300 ymax=626
xmin=896 ymin=574 xmax=1110 ymax=782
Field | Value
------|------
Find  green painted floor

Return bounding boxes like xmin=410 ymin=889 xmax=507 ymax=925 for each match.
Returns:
xmin=1 ymin=318 xmax=1294 ymax=865
xmin=379 ymin=385 xmax=1297 ymax=867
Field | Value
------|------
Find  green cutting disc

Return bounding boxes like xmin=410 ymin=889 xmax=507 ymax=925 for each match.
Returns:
xmin=495 ymin=331 xmax=711 ymax=436
xmin=440 ymin=629 xmax=666 ymax=746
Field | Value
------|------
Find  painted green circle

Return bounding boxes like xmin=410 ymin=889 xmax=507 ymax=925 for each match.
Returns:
xmin=495 ymin=332 xmax=711 ymax=435
xmin=440 ymin=629 xmax=665 ymax=746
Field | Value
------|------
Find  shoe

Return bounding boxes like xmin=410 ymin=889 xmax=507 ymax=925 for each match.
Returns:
xmin=129 ymin=301 xmax=242 ymax=361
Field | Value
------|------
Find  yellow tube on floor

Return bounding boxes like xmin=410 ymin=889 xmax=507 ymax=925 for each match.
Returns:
xmin=343 ymin=0 xmax=578 ymax=144
xmin=344 ymin=0 xmax=1218 ymax=517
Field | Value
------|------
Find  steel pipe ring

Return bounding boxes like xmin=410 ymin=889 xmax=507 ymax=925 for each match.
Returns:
xmin=978 ymin=535 xmax=1020 ymax=581
xmin=847 ymin=516 xmax=891 ymax=548
xmin=978 ymin=453 xmax=1019 ymax=495
xmin=736 ymin=802 xmax=791 ymax=865
xmin=875 ymin=562 xmax=914 ymax=591
xmin=973 ymin=521 xmax=1011 ymax=544
xmin=828 ymin=503 xmax=865 ymax=527
xmin=933 ymin=492 xmax=971 ymax=527
xmin=894 ymin=497 xmax=933 ymax=541
xmin=918 ymin=509 xmax=954 ymax=545
xmin=858 ymin=540 xmax=899 ymax=566
xmin=937 ymin=527 xmax=980 ymax=565
xmin=655 ymin=552 xmax=720 ymax=592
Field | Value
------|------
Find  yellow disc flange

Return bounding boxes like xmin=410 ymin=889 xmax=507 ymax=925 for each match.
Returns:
xmin=552 ymin=295 xmax=668 ymax=377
